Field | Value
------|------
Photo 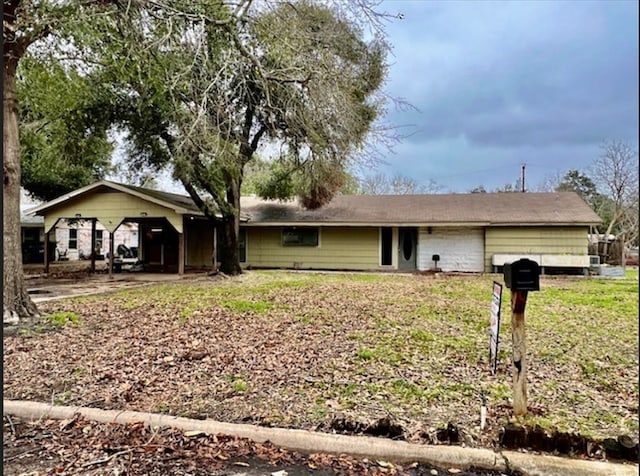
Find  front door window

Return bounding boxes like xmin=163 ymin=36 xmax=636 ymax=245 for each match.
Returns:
xmin=402 ymin=232 xmax=413 ymax=261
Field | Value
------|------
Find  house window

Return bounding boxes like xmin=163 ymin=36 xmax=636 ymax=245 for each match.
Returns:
xmin=94 ymin=230 xmax=103 ymax=250
xmin=68 ymin=229 xmax=78 ymax=250
xmin=380 ymin=227 xmax=392 ymax=265
xmin=282 ymin=227 xmax=319 ymax=247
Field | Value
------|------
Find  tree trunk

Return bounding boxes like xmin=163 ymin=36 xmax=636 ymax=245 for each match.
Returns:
xmin=217 ymin=181 xmax=242 ymax=276
xmin=3 ymin=57 xmax=39 ymax=324
xmin=218 ymin=217 xmax=242 ymax=275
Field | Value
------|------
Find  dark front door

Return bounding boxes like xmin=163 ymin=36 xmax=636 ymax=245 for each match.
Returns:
xmin=398 ymin=228 xmax=417 ymax=271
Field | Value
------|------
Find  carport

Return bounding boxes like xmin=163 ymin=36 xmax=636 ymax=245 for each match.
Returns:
xmin=27 ymin=181 xmax=210 ymax=277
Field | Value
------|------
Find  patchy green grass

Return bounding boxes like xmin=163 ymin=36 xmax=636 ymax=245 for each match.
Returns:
xmin=45 ymin=311 xmax=81 ymax=327
xmin=219 ymin=298 xmax=273 ymax=315
xmin=4 ymin=270 xmax=638 ymax=446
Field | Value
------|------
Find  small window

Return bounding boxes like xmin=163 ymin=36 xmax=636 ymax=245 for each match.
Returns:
xmin=69 ymin=229 xmax=78 ymax=250
xmin=94 ymin=230 xmax=103 ymax=250
xmin=402 ymin=232 xmax=413 ymax=260
xmin=380 ymin=227 xmax=392 ymax=265
xmin=282 ymin=228 xmax=319 ymax=247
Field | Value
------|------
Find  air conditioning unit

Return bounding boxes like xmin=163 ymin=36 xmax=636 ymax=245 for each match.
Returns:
xmin=589 ymin=255 xmax=601 ymax=267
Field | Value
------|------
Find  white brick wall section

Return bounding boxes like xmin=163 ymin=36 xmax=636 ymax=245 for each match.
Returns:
xmin=418 ymin=227 xmax=484 ymax=272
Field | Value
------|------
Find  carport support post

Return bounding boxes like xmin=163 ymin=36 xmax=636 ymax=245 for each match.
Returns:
xmin=90 ymin=219 xmax=96 ymax=273
xmin=511 ymin=290 xmax=528 ymax=415
xmin=44 ymin=231 xmax=50 ymax=274
xmin=178 ymin=232 xmax=185 ymax=275
xmin=108 ymin=232 xmax=114 ymax=279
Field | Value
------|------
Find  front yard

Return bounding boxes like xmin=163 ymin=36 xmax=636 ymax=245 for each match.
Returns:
xmin=4 ymin=270 xmax=638 ymax=450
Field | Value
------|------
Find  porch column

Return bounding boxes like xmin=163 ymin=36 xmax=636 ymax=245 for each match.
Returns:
xmin=212 ymin=227 xmax=218 ymax=273
xmin=90 ymin=218 xmax=96 ymax=273
xmin=178 ymin=232 xmax=185 ymax=275
xmin=108 ymin=232 xmax=114 ymax=279
xmin=44 ymin=231 xmax=50 ymax=274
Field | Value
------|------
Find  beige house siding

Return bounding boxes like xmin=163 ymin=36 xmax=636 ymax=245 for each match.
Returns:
xmin=484 ymin=226 xmax=590 ymax=271
xmin=43 ymin=192 xmax=184 ymax=234
xmin=245 ymin=227 xmax=380 ymax=270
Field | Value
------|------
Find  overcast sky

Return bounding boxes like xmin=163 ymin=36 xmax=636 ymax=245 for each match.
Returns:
xmin=368 ymin=0 xmax=639 ymax=193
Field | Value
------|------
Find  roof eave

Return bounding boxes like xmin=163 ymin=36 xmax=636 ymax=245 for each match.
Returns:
xmin=488 ymin=221 xmax=600 ymax=227
xmin=244 ymin=221 xmax=491 ymax=227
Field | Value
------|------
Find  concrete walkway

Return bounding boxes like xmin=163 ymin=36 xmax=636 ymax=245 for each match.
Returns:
xmin=26 ymin=271 xmax=208 ymax=303
xmin=4 ymin=400 xmax=637 ymax=476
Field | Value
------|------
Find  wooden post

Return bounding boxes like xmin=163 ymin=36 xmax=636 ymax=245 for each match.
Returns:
xmin=108 ymin=232 xmax=114 ymax=279
xmin=178 ymin=232 xmax=184 ymax=275
xmin=212 ymin=226 xmax=218 ymax=273
xmin=44 ymin=230 xmax=50 ymax=274
xmin=511 ymin=290 xmax=528 ymax=415
xmin=90 ymin=219 xmax=96 ymax=274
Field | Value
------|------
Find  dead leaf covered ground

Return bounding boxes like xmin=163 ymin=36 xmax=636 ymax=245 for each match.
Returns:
xmin=3 ymin=414 xmax=514 ymax=476
xmin=4 ymin=271 xmax=638 ymax=458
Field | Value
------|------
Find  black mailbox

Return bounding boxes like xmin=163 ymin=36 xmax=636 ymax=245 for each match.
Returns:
xmin=503 ymin=258 xmax=540 ymax=291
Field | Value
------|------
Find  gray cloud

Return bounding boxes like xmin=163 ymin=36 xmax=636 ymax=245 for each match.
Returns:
xmin=374 ymin=0 xmax=638 ymax=191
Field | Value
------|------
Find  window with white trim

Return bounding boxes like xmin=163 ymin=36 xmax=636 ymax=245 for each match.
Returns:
xmin=68 ymin=229 xmax=78 ymax=250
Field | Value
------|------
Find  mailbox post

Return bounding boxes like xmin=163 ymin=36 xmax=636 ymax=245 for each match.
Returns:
xmin=503 ymin=258 xmax=540 ymax=416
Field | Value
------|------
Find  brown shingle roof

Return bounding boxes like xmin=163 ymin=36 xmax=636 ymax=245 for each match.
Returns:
xmin=241 ymin=192 xmax=601 ymax=226
xmin=28 ymin=180 xmax=601 ymax=227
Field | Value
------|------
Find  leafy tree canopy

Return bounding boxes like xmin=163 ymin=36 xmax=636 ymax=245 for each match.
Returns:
xmin=63 ymin=0 xmax=391 ymax=273
xmin=555 ymin=170 xmax=599 ymax=206
xmin=18 ymin=54 xmax=113 ymax=201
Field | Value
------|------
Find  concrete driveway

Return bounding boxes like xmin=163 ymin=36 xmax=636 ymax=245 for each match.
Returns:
xmin=25 ymin=262 xmax=208 ymax=303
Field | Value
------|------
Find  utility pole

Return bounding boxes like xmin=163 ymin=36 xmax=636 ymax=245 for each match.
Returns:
xmin=521 ymin=164 xmax=526 ymax=192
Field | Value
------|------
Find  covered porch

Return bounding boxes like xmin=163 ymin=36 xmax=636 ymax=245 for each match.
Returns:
xmin=27 ymin=181 xmax=218 ymax=277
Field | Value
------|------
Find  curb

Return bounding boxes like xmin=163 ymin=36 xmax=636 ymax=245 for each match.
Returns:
xmin=3 ymin=400 xmax=637 ymax=476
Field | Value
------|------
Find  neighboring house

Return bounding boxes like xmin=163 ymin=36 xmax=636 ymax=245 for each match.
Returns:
xmin=28 ymin=180 xmax=601 ymax=274
xmin=54 ymin=220 xmax=138 ymax=261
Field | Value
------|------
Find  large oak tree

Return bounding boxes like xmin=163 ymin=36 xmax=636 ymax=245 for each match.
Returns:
xmin=3 ymin=0 xmax=235 ymax=323
xmin=3 ymin=0 xmax=393 ymax=322
xmin=104 ymin=1 xmax=389 ymax=275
